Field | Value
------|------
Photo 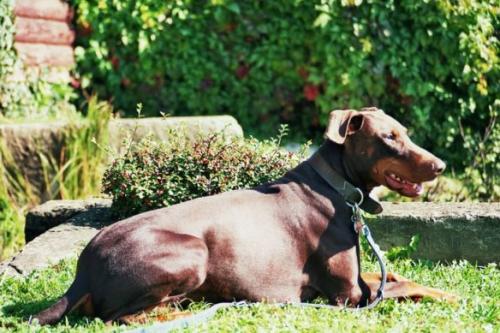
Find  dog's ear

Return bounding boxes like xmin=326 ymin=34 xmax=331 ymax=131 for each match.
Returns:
xmin=360 ymin=106 xmax=382 ymax=113
xmin=325 ymin=109 xmax=365 ymax=144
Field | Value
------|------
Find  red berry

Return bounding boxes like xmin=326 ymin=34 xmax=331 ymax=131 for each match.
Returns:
xmin=304 ymin=84 xmax=319 ymax=101
xmin=110 ymin=55 xmax=120 ymax=70
xmin=121 ymin=77 xmax=131 ymax=87
xmin=236 ymin=65 xmax=250 ymax=79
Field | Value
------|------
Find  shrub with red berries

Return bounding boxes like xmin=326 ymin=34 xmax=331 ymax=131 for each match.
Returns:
xmin=102 ymin=128 xmax=309 ymax=218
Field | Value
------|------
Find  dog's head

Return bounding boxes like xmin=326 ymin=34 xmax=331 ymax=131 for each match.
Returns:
xmin=325 ymin=107 xmax=445 ymax=197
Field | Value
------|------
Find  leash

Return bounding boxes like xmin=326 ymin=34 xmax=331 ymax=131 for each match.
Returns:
xmin=128 ymin=154 xmax=387 ymax=333
xmin=349 ymin=200 xmax=386 ymax=310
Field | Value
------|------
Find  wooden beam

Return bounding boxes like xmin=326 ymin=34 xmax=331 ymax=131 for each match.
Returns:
xmin=6 ymin=65 xmax=71 ymax=83
xmin=15 ymin=42 xmax=74 ymax=67
xmin=14 ymin=0 xmax=73 ymax=22
xmin=15 ymin=17 xmax=75 ymax=45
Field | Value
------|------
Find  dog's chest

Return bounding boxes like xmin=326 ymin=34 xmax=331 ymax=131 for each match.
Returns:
xmin=199 ymin=229 xmax=308 ymax=302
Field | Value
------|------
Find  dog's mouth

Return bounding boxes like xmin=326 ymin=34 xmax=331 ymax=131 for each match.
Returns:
xmin=384 ymin=172 xmax=423 ymax=197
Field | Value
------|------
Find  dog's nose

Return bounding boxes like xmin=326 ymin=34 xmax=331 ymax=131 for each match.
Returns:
xmin=433 ymin=160 xmax=446 ymax=175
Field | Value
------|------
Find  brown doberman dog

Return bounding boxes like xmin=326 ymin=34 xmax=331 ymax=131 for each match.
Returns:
xmin=34 ymin=107 xmax=455 ymax=325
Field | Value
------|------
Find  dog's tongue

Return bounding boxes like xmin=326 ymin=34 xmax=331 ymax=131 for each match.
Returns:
xmin=401 ymin=182 xmax=423 ymax=197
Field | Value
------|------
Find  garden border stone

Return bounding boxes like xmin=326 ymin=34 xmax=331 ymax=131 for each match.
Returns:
xmin=1 ymin=200 xmax=114 ymax=277
xmin=367 ymin=202 xmax=500 ymax=264
xmin=108 ymin=116 xmax=243 ymax=149
xmin=24 ymin=198 xmax=111 ymax=242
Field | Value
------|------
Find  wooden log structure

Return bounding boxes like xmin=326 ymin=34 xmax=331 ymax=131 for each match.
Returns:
xmin=13 ymin=0 xmax=75 ymax=68
xmin=13 ymin=0 xmax=73 ymax=22
xmin=15 ymin=43 xmax=74 ymax=67
xmin=15 ymin=17 xmax=75 ymax=45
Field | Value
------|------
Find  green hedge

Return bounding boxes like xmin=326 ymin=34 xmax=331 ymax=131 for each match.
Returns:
xmin=73 ymin=1 xmax=497 ymax=154
xmin=102 ymin=128 xmax=308 ymax=217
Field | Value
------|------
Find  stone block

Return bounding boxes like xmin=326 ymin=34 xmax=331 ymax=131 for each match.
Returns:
xmin=25 ymin=198 xmax=111 ymax=242
xmin=1 ymin=204 xmax=113 ymax=277
xmin=0 ymin=116 xmax=243 ymax=203
xmin=368 ymin=202 xmax=500 ymax=264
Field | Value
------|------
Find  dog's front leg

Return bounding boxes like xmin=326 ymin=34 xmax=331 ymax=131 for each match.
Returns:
xmin=361 ymin=272 xmax=457 ymax=303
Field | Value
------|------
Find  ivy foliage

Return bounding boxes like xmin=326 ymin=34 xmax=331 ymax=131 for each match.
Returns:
xmin=0 ymin=0 xmax=25 ymax=114
xmin=73 ymin=0 xmax=498 ymax=198
xmin=0 ymin=0 xmax=75 ymax=119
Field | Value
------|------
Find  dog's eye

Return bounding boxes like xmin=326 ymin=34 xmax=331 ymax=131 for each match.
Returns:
xmin=385 ymin=133 xmax=397 ymax=141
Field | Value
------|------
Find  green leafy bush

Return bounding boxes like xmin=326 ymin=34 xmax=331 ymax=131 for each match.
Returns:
xmin=102 ymin=127 xmax=309 ymax=217
xmin=73 ymin=0 xmax=497 ymax=181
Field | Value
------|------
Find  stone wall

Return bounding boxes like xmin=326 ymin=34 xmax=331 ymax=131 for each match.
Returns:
xmin=0 ymin=116 xmax=243 ymax=202
xmin=367 ymin=202 xmax=500 ymax=264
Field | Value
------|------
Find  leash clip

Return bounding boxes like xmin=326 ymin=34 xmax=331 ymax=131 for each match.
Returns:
xmin=350 ymin=203 xmax=364 ymax=234
xmin=346 ymin=187 xmax=364 ymax=208
xmin=346 ymin=187 xmax=365 ymax=234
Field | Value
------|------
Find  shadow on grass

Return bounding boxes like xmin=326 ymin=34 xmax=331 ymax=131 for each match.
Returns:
xmin=2 ymin=298 xmax=92 ymax=326
xmin=4 ymin=298 xmax=56 ymax=318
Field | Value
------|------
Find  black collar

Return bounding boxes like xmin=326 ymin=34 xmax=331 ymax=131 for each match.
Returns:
xmin=308 ymin=152 xmax=383 ymax=215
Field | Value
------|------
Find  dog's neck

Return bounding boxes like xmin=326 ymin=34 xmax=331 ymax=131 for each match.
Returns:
xmin=315 ymin=141 xmax=370 ymax=194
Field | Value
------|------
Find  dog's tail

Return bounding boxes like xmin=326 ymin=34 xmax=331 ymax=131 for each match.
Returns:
xmin=31 ymin=273 xmax=90 ymax=325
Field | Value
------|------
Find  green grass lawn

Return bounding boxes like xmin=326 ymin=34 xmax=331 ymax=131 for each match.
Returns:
xmin=0 ymin=257 xmax=498 ymax=332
